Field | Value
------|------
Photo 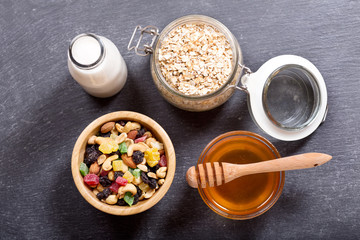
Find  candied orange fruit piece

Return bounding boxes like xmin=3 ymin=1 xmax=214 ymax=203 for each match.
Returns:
xmin=145 ymin=148 xmax=160 ymax=167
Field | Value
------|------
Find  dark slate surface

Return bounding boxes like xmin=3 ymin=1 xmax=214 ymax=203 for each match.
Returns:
xmin=1 ymin=0 xmax=359 ymax=239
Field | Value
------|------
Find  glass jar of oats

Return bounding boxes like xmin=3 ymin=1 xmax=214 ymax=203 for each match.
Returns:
xmin=129 ymin=15 xmax=243 ymax=112
xmin=129 ymin=15 xmax=328 ymax=141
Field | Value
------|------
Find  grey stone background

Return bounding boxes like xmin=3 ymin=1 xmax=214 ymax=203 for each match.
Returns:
xmin=1 ymin=0 xmax=359 ymax=239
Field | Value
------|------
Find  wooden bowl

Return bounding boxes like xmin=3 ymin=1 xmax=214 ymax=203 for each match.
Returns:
xmin=71 ymin=111 xmax=176 ymax=215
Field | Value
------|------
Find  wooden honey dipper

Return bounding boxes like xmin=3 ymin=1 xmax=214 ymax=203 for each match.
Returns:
xmin=186 ymin=153 xmax=332 ymax=188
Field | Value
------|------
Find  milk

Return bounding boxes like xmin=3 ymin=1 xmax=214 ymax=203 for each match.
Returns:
xmin=68 ymin=33 xmax=127 ymax=98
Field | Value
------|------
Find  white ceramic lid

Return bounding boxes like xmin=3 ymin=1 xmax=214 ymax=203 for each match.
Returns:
xmin=241 ymin=55 xmax=328 ymax=141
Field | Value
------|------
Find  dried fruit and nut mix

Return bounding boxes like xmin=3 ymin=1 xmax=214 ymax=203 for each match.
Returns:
xmin=159 ymin=23 xmax=233 ymax=96
xmin=80 ymin=120 xmax=168 ymax=207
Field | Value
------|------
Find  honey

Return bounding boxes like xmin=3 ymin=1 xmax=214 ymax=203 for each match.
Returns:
xmin=197 ymin=131 xmax=284 ymax=219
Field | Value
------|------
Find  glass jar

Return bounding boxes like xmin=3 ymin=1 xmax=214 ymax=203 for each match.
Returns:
xmin=129 ymin=15 xmax=243 ymax=112
xmin=197 ymin=131 xmax=285 ymax=220
xmin=129 ymin=15 xmax=328 ymax=141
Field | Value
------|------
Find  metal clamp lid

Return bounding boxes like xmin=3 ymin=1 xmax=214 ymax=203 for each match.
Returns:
xmin=128 ymin=25 xmax=159 ymax=56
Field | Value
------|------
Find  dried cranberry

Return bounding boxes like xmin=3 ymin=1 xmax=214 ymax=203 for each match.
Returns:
xmin=100 ymin=170 xmax=110 ymax=176
xmin=136 ymin=128 xmax=146 ymax=139
xmin=132 ymin=151 xmax=144 ymax=164
xmin=134 ymin=136 xmax=147 ymax=143
xmin=99 ymin=176 xmax=112 ymax=187
xmin=159 ymin=155 xmax=167 ymax=167
xmin=115 ymin=177 xmax=128 ymax=186
xmin=84 ymin=174 xmax=99 ymax=186
xmin=109 ymin=182 xmax=120 ymax=193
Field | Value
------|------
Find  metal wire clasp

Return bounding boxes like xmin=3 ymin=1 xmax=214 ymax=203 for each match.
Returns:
xmin=128 ymin=25 xmax=159 ymax=56
xmin=235 ymin=63 xmax=252 ymax=92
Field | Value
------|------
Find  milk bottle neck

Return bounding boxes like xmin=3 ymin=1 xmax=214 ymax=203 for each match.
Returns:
xmin=68 ymin=33 xmax=106 ymax=69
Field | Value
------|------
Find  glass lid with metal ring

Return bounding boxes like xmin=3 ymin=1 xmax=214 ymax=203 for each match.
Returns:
xmin=128 ymin=16 xmax=328 ymax=141
xmin=240 ymin=55 xmax=328 ymax=141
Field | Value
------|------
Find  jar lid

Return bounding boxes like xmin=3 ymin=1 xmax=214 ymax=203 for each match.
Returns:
xmin=242 ymin=55 xmax=328 ymax=141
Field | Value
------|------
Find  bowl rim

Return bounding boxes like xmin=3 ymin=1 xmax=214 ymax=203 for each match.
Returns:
xmin=71 ymin=111 xmax=176 ymax=215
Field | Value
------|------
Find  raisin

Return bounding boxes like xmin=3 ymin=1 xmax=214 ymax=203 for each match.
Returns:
xmin=114 ymin=171 xmax=124 ymax=180
xmin=141 ymin=171 xmax=150 ymax=184
xmin=100 ymin=132 xmax=111 ymax=138
xmin=132 ymin=194 xmax=139 ymax=206
xmin=99 ymin=176 xmax=112 ymax=187
xmin=135 ymin=185 xmax=142 ymax=198
xmin=136 ymin=128 xmax=146 ymax=139
xmin=148 ymin=164 xmax=160 ymax=173
xmin=117 ymin=198 xmax=127 ymax=206
xmin=116 ymin=120 xmax=127 ymax=127
xmin=132 ymin=151 xmax=144 ymax=165
xmin=148 ymin=178 xmax=157 ymax=189
xmin=103 ymin=188 xmax=111 ymax=198
xmin=96 ymin=192 xmax=105 ymax=200
xmin=84 ymin=145 xmax=101 ymax=166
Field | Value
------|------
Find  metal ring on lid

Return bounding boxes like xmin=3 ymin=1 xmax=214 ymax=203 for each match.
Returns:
xmin=68 ymin=33 xmax=105 ymax=69
xmin=242 ymin=55 xmax=328 ymax=141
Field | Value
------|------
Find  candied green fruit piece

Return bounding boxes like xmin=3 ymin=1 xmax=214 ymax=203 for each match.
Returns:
xmin=80 ymin=162 xmax=89 ymax=176
xmin=119 ymin=142 xmax=128 ymax=154
xmin=124 ymin=192 xmax=134 ymax=206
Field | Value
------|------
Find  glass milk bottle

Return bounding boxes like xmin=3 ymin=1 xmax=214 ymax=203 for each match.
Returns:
xmin=68 ymin=33 xmax=127 ymax=98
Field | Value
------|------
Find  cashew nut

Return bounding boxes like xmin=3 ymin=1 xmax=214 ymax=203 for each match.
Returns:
xmin=115 ymin=123 xmax=123 ymax=132
xmin=96 ymin=184 xmax=105 ymax=192
xmin=156 ymin=167 xmax=167 ymax=179
xmin=88 ymin=135 xmax=97 ymax=145
xmin=115 ymin=122 xmax=141 ymax=133
xmin=137 ymin=164 xmax=148 ymax=172
xmin=105 ymin=195 xmax=118 ymax=205
xmin=139 ymin=192 xmax=145 ymax=200
xmin=127 ymin=143 xmax=149 ymax=156
xmin=123 ymin=122 xmax=141 ymax=133
xmin=102 ymin=154 xmax=119 ymax=171
xmin=145 ymin=138 xmax=156 ymax=146
xmin=95 ymin=137 xmax=107 ymax=145
xmin=150 ymin=141 xmax=164 ymax=150
xmin=114 ymin=133 xmax=127 ymax=145
xmin=144 ymin=131 xmax=152 ymax=138
xmin=93 ymin=189 xmax=99 ymax=195
xmin=110 ymin=128 xmax=119 ymax=136
xmin=108 ymin=171 xmax=115 ymax=181
xmin=125 ymin=139 xmax=134 ymax=148
xmin=144 ymin=189 xmax=156 ymax=199
xmin=118 ymin=183 xmax=137 ymax=199
xmin=158 ymin=179 xmax=165 ymax=186
xmin=147 ymin=172 xmax=158 ymax=179
xmin=97 ymin=154 xmax=107 ymax=165
xmin=133 ymin=176 xmax=142 ymax=185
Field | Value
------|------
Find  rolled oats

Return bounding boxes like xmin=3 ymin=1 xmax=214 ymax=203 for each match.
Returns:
xmin=159 ymin=23 xmax=233 ymax=96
